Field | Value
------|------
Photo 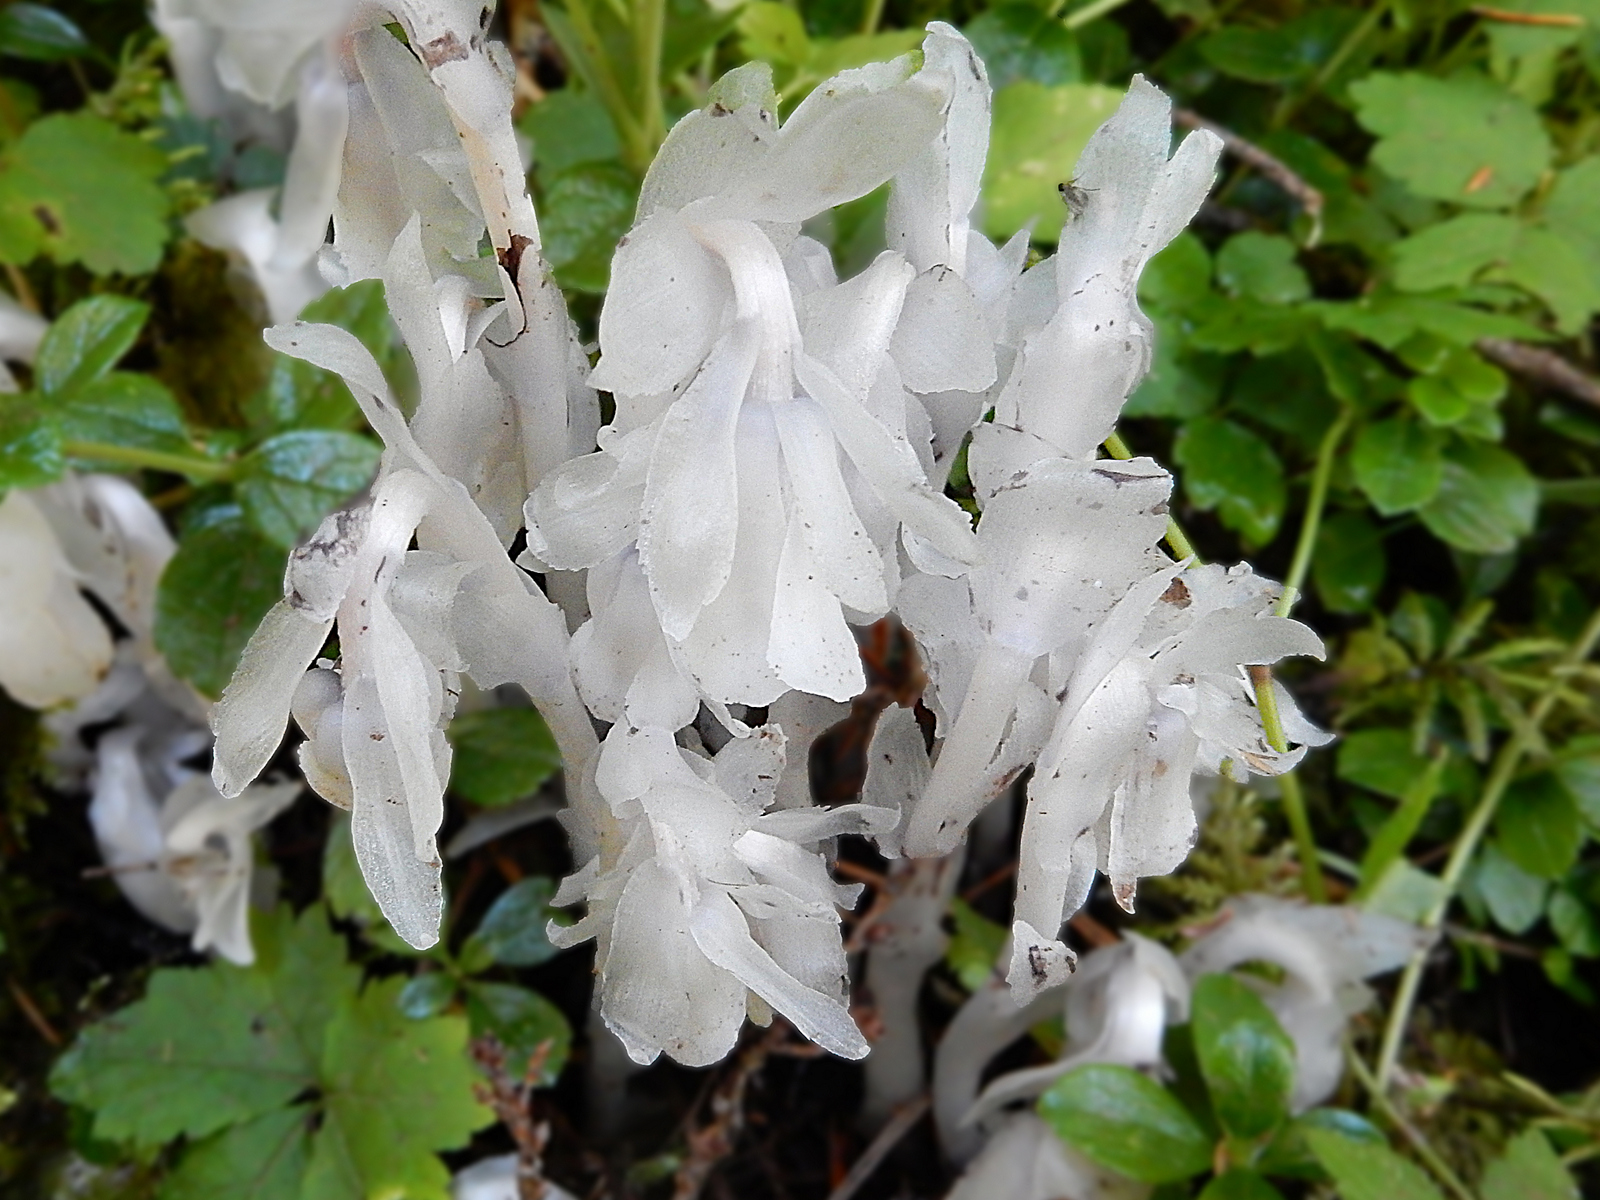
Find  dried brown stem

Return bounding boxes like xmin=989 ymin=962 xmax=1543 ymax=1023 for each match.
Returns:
xmin=1471 ymin=5 xmax=1582 ymax=24
xmin=1477 ymin=338 xmax=1600 ymax=410
xmin=8 ymin=978 xmax=61 ymax=1046
xmin=824 ymin=1093 xmax=930 ymax=1200
xmin=472 ymin=1034 xmax=556 ymax=1200
xmin=672 ymin=1024 xmax=788 ymax=1200
xmin=1173 ymin=109 xmax=1325 ymax=245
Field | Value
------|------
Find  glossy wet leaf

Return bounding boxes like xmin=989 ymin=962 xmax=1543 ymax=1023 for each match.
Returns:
xmin=965 ymin=5 xmax=1081 ymax=89
xmin=57 ymin=373 xmax=192 ymax=457
xmin=0 ymin=393 xmax=62 ymax=489
xmin=236 ymin=430 xmax=381 ymax=549
xmin=447 ymin=707 xmax=563 ymax=808
xmin=34 ymin=295 xmax=149 ymax=397
xmin=1037 ymin=1063 xmax=1213 ymax=1184
xmin=1191 ymin=973 xmax=1295 ymax=1141
xmin=464 ymin=877 xmax=562 ymax=968
xmin=1256 ymin=1108 xmax=1384 ymax=1180
xmin=540 ymin=162 xmax=639 ymax=293
xmin=154 ymin=517 xmax=286 ymax=698
xmin=0 ymin=4 xmax=89 ymax=60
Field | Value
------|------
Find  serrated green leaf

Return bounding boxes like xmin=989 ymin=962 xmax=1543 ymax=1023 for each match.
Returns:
xmin=0 ymin=392 xmax=62 ymax=489
xmin=983 ymin=81 xmax=1123 ymax=244
xmin=1037 ymin=1063 xmax=1213 ymax=1184
xmin=1314 ymin=510 xmax=1385 ymax=613
xmin=1472 ymin=840 xmax=1549 ymax=934
xmin=1306 ymin=1127 xmax=1443 ymax=1200
xmin=1191 ymin=973 xmax=1296 ymax=1142
xmin=1496 ymin=773 xmax=1583 ymax=879
xmin=946 ymin=897 xmax=1008 ymax=992
xmin=1481 ymin=1127 xmax=1578 ymax=1200
xmin=464 ymin=982 xmax=571 ymax=1086
xmin=35 ymin=295 xmax=149 ymax=396
xmin=312 ymin=977 xmax=493 ymax=1200
xmin=1140 ymin=232 xmax=1212 ymax=313
xmin=0 ymin=113 xmax=170 ymax=275
xmin=0 ymin=4 xmax=89 ymax=61
xmin=1349 ymin=72 xmax=1549 ymax=210
xmin=154 ymin=518 xmax=285 ymax=697
xmin=49 ymin=907 xmax=355 ymax=1148
xmin=1350 ymin=417 xmax=1444 ymax=515
xmin=965 ymin=5 xmax=1081 ymax=89
xmin=236 ymin=430 xmax=380 ymax=550
xmin=465 ymin=877 xmax=561 ymax=968
xmin=1173 ymin=415 xmax=1286 ymax=546
xmin=447 ymin=707 xmax=562 ymax=807
xmin=1392 ymin=214 xmax=1520 ymax=293
xmin=1417 ymin=441 xmax=1538 ymax=555
xmin=541 ymin=161 xmax=638 ymax=293
xmin=57 ymin=373 xmax=192 ymax=456
xmin=1215 ymin=232 xmax=1310 ymax=305
xmin=161 ymin=1106 xmax=311 ymax=1200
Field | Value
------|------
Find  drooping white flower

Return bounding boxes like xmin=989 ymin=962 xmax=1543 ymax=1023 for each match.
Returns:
xmin=1179 ymin=895 xmax=1433 ymax=1110
xmin=89 ymin=726 xmax=298 ymax=964
xmin=550 ymin=723 xmax=891 ymax=1066
xmin=1010 ymin=564 xmax=1327 ymax=998
xmin=526 ymin=43 xmax=981 ymax=708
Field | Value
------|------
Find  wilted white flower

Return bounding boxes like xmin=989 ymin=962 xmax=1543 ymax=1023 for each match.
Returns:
xmin=90 ymin=726 xmax=298 ymax=964
xmin=551 ymin=723 xmax=893 ymax=1066
xmin=1179 ymin=895 xmax=1434 ymax=1110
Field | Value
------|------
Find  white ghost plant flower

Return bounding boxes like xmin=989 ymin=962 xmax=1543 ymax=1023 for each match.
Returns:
xmin=551 ymin=723 xmax=890 ymax=1066
xmin=946 ymin=1114 xmax=1150 ymax=1200
xmin=89 ymin=726 xmax=298 ymax=964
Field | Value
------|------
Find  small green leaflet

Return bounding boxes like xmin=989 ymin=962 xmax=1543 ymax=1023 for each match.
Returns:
xmin=447 ymin=707 xmax=563 ymax=807
xmin=1037 ymin=1063 xmax=1213 ymax=1183
xmin=1304 ymin=1127 xmax=1444 ymax=1200
xmin=1190 ymin=973 xmax=1296 ymax=1142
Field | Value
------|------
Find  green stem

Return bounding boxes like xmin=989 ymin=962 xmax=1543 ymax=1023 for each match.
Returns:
xmin=1272 ymin=0 xmax=1390 ymax=128
xmin=1279 ymin=772 xmax=1326 ymax=904
xmin=1104 ymin=432 xmax=1198 ymax=561
xmin=1274 ymin=405 xmax=1353 ymax=620
xmin=860 ymin=0 xmax=887 ymax=34
xmin=64 ymin=440 xmax=232 ymax=482
xmin=1373 ymin=603 xmax=1600 ymax=1091
xmin=1345 ymin=1045 xmax=1477 ymax=1200
xmin=633 ymin=0 xmax=667 ymax=162
xmin=1063 ymin=0 xmax=1136 ymax=28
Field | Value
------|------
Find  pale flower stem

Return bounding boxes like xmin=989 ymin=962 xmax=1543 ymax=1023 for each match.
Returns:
xmin=1273 ymin=404 xmax=1353 ymax=621
xmin=633 ymin=0 xmax=667 ymax=157
xmin=860 ymin=0 xmax=887 ymax=34
xmin=1344 ymin=1043 xmax=1477 ymax=1200
xmin=1063 ymin=0 xmax=1137 ymax=28
xmin=1373 ymin=603 xmax=1600 ymax=1092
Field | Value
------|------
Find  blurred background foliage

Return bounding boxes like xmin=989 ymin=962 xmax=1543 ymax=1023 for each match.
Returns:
xmin=3 ymin=0 xmax=1600 ymax=1194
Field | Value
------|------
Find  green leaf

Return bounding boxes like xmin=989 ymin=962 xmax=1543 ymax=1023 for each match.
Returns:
xmin=1257 ymin=1108 xmax=1384 ymax=1180
xmin=397 ymin=973 xmax=458 ymax=1020
xmin=464 ymin=877 xmax=561 ymax=968
xmin=1472 ymin=841 xmax=1549 ymax=934
xmin=1305 ymin=1127 xmax=1444 ymax=1200
xmin=521 ymin=90 xmax=621 ymax=174
xmin=162 ymin=1107 xmax=312 ymax=1200
xmin=737 ymin=2 xmax=810 ymax=66
xmin=312 ymin=977 xmax=493 ymax=1200
xmin=1190 ymin=973 xmax=1296 ymax=1142
xmin=252 ymin=283 xmax=391 ymax=433
xmin=0 ymin=113 xmax=170 ymax=275
xmin=1215 ymin=232 xmax=1310 ymax=305
xmin=1480 ymin=1128 xmax=1578 ymax=1200
xmin=0 ymin=392 xmax=62 ymax=489
xmin=50 ymin=907 xmax=356 ymax=1147
xmin=964 ymin=5 xmax=1081 ymax=89
xmin=154 ymin=518 xmax=286 ymax=698
xmin=1173 ymin=416 xmax=1286 ymax=546
xmin=1140 ymin=232 xmax=1213 ymax=313
xmin=1356 ymin=751 xmax=1447 ymax=897
xmin=35 ymin=295 xmax=150 ymax=397
xmin=1554 ymin=740 xmax=1600 ymax=828
xmin=1123 ymin=333 xmax=1224 ymax=420
xmin=463 ymin=982 xmax=571 ymax=1085
xmin=1314 ymin=511 xmax=1385 ymax=613
xmin=1348 ymin=72 xmax=1549 ymax=210
xmin=236 ymin=431 xmax=380 ymax=550
xmin=1504 ymin=224 xmax=1600 ymax=335
xmin=1417 ymin=441 xmax=1538 ymax=555
xmin=540 ymin=161 xmax=638 ymax=293
xmin=1362 ymin=859 xmax=1448 ymax=923
xmin=447 ymin=707 xmax=562 ymax=807
xmin=1037 ymin=1063 xmax=1213 ymax=1184
xmin=1351 ymin=417 xmax=1445 ymax=516
xmin=1496 ymin=773 xmax=1584 ymax=879
xmin=1392 ymin=214 xmax=1520 ymax=293
xmin=983 ymin=81 xmax=1123 ymax=244
xmin=661 ymin=0 xmax=741 ymax=78
xmin=1188 ymin=296 xmax=1311 ymax=354
xmin=323 ymin=812 xmax=420 ymax=956
xmin=0 ymin=4 xmax=90 ymax=61
xmin=1199 ymin=26 xmax=1308 ymax=83
xmin=58 ymin=373 xmax=192 ymax=456
xmin=1548 ymin=888 xmax=1600 ymax=957
xmin=946 ymin=897 xmax=1008 ymax=992
xmin=1197 ymin=1171 xmax=1285 ymax=1200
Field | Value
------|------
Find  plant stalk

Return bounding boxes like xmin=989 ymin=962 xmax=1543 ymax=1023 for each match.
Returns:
xmin=63 ymin=440 xmax=232 ymax=482
xmin=1373 ymin=604 xmax=1600 ymax=1091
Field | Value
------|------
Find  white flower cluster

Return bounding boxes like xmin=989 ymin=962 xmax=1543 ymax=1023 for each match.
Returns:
xmin=0 ymin=0 xmax=1339 ymax=1061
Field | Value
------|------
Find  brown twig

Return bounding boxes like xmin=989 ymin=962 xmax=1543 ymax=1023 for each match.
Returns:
xmin=1471 ymin=4 xmax=1583 ymax=23
xmin=673 ymin=1024 xmax=787 ymax=1200
xmin=823 ymin=1093 xmax=931 ymax=1200
xmin=1173 ymin=109 xmax=1325 ymax=245
xmin=1477 ymin=338 xmax=1600 ymax=410
xmin=472 ymin=1034 xmax=555 ymax=1200
xmin=8 ymin=978 xmax=62 ymax=1046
